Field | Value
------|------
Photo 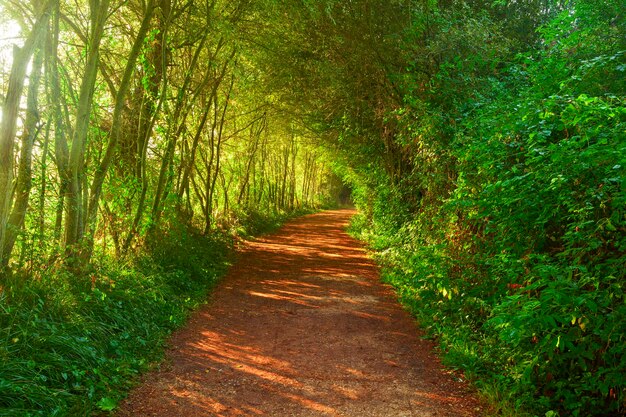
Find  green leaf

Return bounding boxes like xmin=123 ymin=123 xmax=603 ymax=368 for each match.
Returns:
xmin=97 ymin=397 xmax=117 ymax=411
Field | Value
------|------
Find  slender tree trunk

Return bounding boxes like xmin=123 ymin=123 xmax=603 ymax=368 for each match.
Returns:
xmin=151 ymin=30 xmax=209 ymax=222
xmin=203 ymin=94 xmax=218 ymax=233
xmin=237 ymin=116 xmax=265 ymax=207
xmin=1 ymin=44 xmax=45 ymax=264
xmin=177 ymin=101 xmax=211 ymax=202
xmin=122 ymin=0 xmax=172 ymax=252
xmin=280 ymin=143 xmax=289 ymax=210
xmin=256 ymin=132 xmax=268 ymax=206
xmin=38 ymin=121 xmax=51 ymax=241
xmin=47 ymin=3 xmax=70 ymax=245
xmin=302 ymin=153 xmax=311 ymax=206
xmin=64 ymin=0 xmax=111 ymax=255
xmin=289 ymin=136 xmax=297 ymax=210
xmin=0 ymin=0 xmax=55 ymax=269
xmin=206 ymin=73 xmax=234 ymax=233
xmin=177 ymin=47 xmax=232 ymax=205
xmin=220 ymin=170 xmax=231 ymax=216
xmin=190 ymin=167 xmax=207 ymax=214
xmin=80 ymin=0 xmax=156 ymax=262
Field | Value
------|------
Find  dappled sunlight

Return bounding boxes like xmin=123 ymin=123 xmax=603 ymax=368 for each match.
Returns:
xmin=118 ymin=210 xmax=481 ymax=416
xmin=170 ymin=381 xmax=265 ymax=416
xmin=279 ymin=392 xmax=339 ymax=415
xmin=261 ymin=279 xmax=322 ymax=289
xmin=247 ymin=290 xmax=321 ymax=307
xmin=352 ymin=310 xmax=390 ymax=322
xmin=331 ymin=385 xmax=360 ymax=400
xmin=343 ymin=367 xmax=368 ymax=378
xmin=414 ymin=390 xmax=467 ymax=404
xmin=273 ymin=289 xmax=324 ymax=300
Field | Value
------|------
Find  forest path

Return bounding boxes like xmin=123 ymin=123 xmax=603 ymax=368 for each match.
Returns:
xmin=117 ymin=209 xmax=482 ymax=416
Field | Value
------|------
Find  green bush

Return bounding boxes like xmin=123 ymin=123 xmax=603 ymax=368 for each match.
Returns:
xmin=348 ymin=2 xmax=626 ymax=416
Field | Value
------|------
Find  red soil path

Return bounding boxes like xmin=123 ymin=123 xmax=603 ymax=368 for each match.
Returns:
xmin=117 ymin=209 xmax=483 ymax=416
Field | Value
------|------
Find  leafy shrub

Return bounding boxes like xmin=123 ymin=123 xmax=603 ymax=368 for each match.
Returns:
xmin=349 ymin=2 xmax=626 ymax=416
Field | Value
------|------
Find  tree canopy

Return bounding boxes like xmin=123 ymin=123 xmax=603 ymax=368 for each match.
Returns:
xmin=0 ymin=0 xmax=624 ymax=415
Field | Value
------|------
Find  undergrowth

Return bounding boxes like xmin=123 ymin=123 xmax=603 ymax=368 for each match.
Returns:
xmin=0 ymin=209 xmax=307 ymax=416
xmin=342 ymin=3 xmax=625 ymax=416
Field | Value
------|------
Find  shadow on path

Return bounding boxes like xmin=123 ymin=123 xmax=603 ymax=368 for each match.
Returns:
xmin=117 ymin=210 xmax=482 ymax=417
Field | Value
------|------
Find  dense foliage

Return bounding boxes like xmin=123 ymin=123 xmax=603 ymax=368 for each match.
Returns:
xmin=273 ymin=1 xmax=625 ymax=416
xmin=0 ymin=0 xmax=340 ymax=415
xmin=0 ymin=0 xmax=341 ymax=272
xmin=0 ymin=0 xmax=624 ymax=416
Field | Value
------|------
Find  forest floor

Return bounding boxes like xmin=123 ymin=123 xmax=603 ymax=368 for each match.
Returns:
xmin=116 ymin=209 xmax=483 ymax=417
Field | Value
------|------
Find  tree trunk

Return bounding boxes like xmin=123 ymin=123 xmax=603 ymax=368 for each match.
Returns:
xmin=151 ymin=30 xmax=209 ymax=223
xmin=122 ymin=0 xmax=172 ymax=253
xmin=47 ymin=2 xmax=70 ymax=245
xmin=81 ymin=0 xmax=156 ymax=262
xmin=1 ymin=43 xmax=45 ymax=265
xmin=206 ymin=73 xmax=234 ymax=234
xmin=64 ymin=0 xmax=111 ymax=256
xmin=0 ymin=0 xmax=55 ymax=269
xmin=38 ymin=121 xmax=51 ymax=241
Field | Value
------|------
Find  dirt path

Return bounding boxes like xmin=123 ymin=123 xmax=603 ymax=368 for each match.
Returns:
xmin=117 ymin=210 xmax=482 ymax=416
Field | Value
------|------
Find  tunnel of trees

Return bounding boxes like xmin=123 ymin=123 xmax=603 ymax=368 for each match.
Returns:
xmin=0 ymin=0 xmax=624 ymax=415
